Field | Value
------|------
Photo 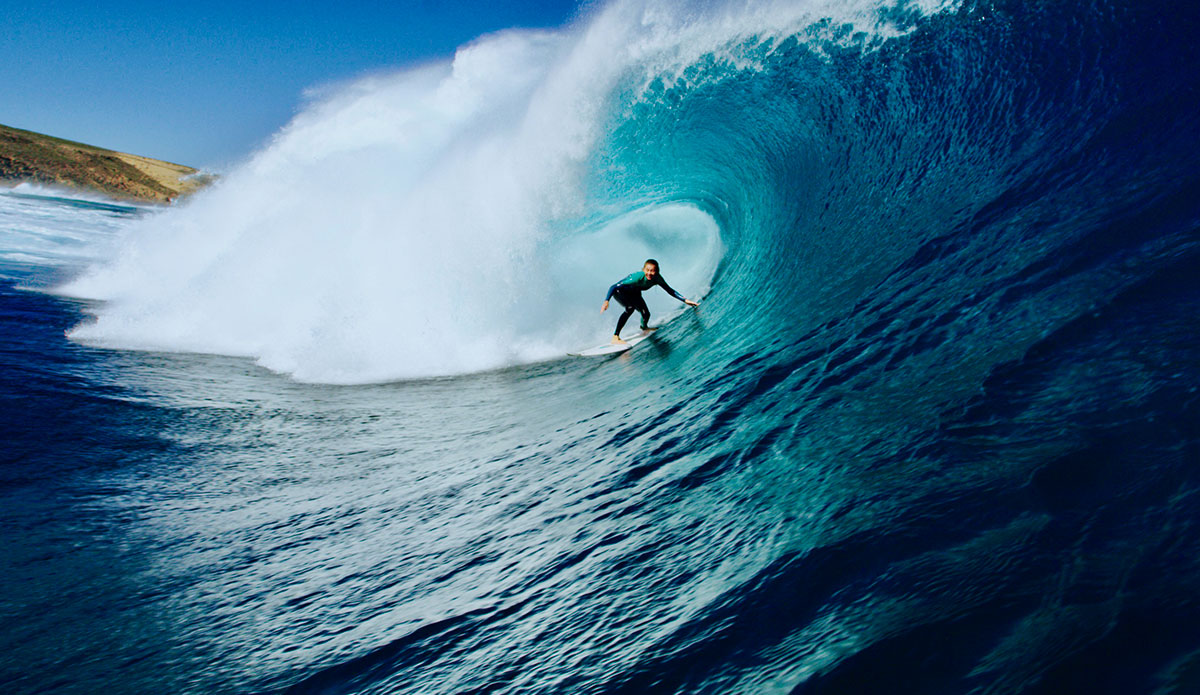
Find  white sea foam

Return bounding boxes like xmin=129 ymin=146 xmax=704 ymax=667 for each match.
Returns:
xmin=59 ymin=0 xmax=955 ymax=382
xmin=0 ymin=188 xmax=140 ymax=286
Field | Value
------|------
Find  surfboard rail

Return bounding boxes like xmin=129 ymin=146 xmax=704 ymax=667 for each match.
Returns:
xmin=569 ymin=329 xmax=655 ymax=357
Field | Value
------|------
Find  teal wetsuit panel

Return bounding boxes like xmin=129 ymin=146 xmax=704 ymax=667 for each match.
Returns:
xmin=605 ymin=271 xmax=686 ymax=302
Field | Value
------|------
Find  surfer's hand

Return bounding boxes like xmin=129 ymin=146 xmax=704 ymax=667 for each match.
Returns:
xmin=601 ymin=301 xmax=609 ymax=313
xmin=685 ymin=299 xmax=699 ymax=307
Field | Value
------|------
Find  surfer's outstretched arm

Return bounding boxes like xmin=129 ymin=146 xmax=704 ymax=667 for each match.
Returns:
xmin=602 ymin=278 xmax=631 ymax=312
xmin=656 ymin=276 xmax=700 ymax=306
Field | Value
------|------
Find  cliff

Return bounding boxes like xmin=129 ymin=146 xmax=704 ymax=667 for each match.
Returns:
xmin=0 ymin=123 xmax=215 ymax=203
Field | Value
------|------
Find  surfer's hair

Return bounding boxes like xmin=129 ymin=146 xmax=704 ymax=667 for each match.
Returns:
xmin=644 ymin=259 xmax=660 ymax=269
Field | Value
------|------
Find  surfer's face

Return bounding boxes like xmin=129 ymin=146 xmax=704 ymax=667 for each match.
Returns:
xmin=643 ymin=263 xmax=658 ymax=280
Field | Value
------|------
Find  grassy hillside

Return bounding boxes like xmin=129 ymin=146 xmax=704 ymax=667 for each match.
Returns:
xmin=0 ymin=123 xmax=215 ymax=203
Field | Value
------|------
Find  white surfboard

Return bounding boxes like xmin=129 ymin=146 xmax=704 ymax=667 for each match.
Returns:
xmin=570 ymin=330 xmax=655 ymax=357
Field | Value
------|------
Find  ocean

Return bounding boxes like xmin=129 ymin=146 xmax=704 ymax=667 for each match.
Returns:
xmin=3 ymin=0 xmax=1199 ymax=692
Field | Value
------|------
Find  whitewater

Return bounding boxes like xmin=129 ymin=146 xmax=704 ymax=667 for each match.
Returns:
xmin=4 ymin=0 xmax=1200 ymax=693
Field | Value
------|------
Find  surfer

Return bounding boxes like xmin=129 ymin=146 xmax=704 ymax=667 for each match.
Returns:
xmin=601 ymin=259 xmax=699 ymax=344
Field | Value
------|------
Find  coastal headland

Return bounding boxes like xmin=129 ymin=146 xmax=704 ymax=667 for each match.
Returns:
xmin=0 ymin=123 xmax=215 ymax=204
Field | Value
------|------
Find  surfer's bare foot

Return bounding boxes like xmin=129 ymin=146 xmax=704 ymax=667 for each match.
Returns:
xmin=641 ymin=326 xmax=657 ymax=332
xmin=611 ymin=336 xmax=628 ymax=345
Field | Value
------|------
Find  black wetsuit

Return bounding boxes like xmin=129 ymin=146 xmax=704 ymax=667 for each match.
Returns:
xmin=605 ymin=271 xmax=687 ymax=335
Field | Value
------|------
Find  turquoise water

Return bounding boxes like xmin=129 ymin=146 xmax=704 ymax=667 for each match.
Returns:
xmin=4 ymin=0 xmax=1200 ymax=692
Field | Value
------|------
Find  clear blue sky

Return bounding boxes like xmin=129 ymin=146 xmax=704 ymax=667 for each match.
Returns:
xmin=3 ymin=1 xmax=585 ymax=169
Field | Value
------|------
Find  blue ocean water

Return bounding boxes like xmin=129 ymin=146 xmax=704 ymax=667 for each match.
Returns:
xmin=4 ymin=0 xmax=1200 ymax=692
